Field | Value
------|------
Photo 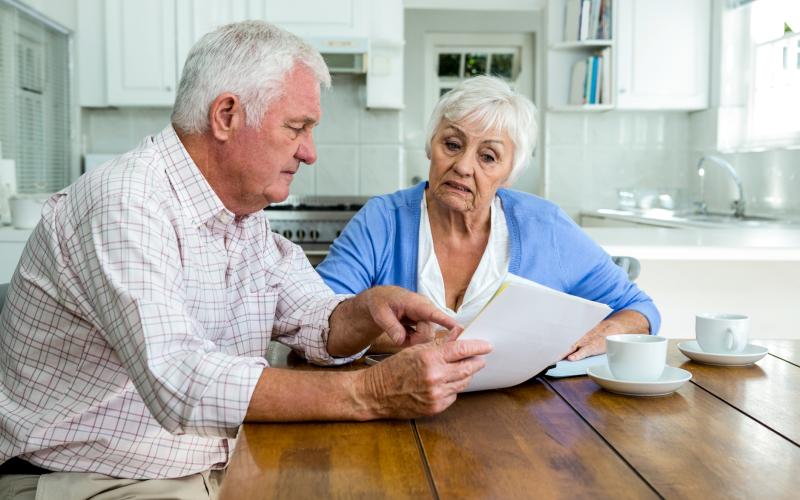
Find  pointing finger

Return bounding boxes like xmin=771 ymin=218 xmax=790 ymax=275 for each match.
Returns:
xmin=440 ymin=339 xmax=492 ymax=363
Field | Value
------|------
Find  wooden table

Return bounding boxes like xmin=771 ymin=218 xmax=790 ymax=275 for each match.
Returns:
xmin=218 ymin=340 xmax=800 ymax=499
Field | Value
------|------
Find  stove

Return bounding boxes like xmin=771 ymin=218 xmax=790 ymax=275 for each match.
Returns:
xmin=263 ymin=195 xmax=368 ymax=246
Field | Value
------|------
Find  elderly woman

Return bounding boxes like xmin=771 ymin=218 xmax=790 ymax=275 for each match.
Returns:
xmin=316 ymin=76 xmax=659 ymax=360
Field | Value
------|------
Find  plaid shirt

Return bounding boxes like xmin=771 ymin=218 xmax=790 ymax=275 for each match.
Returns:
xmin=0 ymin=126 xmax=355 ymax=479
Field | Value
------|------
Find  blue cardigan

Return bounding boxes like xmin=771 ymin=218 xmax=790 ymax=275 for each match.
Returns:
xmin=317 ymin=182 xmax=660 ymax=333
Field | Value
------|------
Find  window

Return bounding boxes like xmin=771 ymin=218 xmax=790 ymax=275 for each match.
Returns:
xmin=0 ymin=1 xmax=71 ymax=194
xmin=721 ymin=0 xmax=800 ymax=149
xmin=424 ymin=33 xmax=534 ymax=121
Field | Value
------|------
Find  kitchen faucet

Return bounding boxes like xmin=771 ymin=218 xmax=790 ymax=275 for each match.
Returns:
xmin=695 ymin=155 xmax=746 ymax=218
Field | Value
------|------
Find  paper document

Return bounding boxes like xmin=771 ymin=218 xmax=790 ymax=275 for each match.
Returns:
xmin=459 ymin=275 xmax=612 ymax=392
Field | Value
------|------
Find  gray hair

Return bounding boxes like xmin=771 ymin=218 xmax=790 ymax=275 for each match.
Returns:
xmin=424 ymin=76 xmax=538 ymax=185
xmin=171 ymin=20 xmax=331 ymax=135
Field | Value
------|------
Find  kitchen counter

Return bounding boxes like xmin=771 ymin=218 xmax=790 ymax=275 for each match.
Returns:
xmin=583 ymin=226 xmax=800 ymax=261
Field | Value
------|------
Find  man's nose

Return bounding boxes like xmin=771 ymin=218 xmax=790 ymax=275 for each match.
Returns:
xmin=296 ymin=133 xmax=317 ymax=165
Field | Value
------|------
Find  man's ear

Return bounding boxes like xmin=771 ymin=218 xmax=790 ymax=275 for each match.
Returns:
xmin=208 ymin=93 xmax=243 ymax=142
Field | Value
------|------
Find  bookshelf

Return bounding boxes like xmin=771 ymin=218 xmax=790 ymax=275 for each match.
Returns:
xmin=546 ymin=0 xmax=615 ymax=112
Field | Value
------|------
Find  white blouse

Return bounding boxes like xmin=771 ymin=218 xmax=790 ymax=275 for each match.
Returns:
xmin=417 ymin=194 xmax=510 ymax=326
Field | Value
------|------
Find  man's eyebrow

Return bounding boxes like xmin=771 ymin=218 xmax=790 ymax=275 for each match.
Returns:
xmin=287 ymin=116 xmax=318 ymax=125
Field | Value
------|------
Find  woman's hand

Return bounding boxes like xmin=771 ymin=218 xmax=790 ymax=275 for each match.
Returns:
xmin=563 ymin=310 xmax=651 ymax=361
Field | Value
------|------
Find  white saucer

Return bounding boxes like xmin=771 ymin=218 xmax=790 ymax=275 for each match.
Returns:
xmin=677 ymin=340 xmax=769 ymax=366
xmin=587 ymin=365 xmax=692 ymax=397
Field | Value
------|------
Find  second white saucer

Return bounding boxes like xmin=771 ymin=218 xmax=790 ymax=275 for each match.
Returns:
xmin=677 ymin=340 xmax=769 ymax=366
xmin=587 ymin=365 xmax=692 ymax=397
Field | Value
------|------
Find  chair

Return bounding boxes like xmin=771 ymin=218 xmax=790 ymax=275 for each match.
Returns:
xmin=612 ymin=256 xmax=641 ymax=282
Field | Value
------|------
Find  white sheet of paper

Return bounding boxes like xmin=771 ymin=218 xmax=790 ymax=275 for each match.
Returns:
xmin=459 ymin=275 xmax=612 ymax=392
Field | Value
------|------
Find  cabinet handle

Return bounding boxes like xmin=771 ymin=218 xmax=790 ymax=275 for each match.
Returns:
xmin=166 ymin=86 xmax=172 ymax=92
xmin=619 ymin=88 xmax=627 ymax=94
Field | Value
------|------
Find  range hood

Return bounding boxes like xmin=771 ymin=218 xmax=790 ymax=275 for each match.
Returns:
xmin=306 ymin=37 xmax=368 ymax=74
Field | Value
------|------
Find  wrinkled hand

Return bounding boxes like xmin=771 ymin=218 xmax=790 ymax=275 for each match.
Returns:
xmin=365 ymin=286 xmax=460 ymax=346
xmin=563 ymin=323 xmax=610 ymax=361
xmin=358 ymin=334 xmax=492 ymax=418
xmin=563 ymin=310 xmax=651 ymax=361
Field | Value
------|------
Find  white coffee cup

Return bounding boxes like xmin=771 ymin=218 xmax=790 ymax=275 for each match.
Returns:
xmin=606 ymin=334 xmax=668 ymax=381
xmin=695 ymin=313 xmax=749 ymax=354
xmin=9 ymin=195 xmax=45 ymax=229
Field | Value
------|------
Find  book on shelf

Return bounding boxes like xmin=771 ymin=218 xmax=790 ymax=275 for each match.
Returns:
xmin=568 ymin=49 xmax=611 ymax=106
xmin=563 ymin=0 xmax=613 ymax=42
xmin=599 ymin=47 xmax=611 ymax=104
xmin=569 ymin=57 xmax=587 ymax=105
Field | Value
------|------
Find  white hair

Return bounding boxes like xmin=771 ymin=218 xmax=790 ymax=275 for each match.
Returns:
xmin=424 ymin=76 xmax=538 ymax=185
xmin=171 ymin=20 xmax=331 ymax=135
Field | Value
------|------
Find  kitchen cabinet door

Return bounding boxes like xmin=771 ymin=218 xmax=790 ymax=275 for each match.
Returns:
xmin=616 ymin=0 xmax=710 ymax=110
xmin=262 ymin=0 xmax=368 ymax=38
xmin=175 ymin=0 xmax=258 ymax=78
xmin=105 ymin=0 xmax=177 ymax=106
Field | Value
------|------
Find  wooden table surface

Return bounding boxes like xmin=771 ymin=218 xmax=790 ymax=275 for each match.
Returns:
xmin=218 ymin=340 xmax=800 ymax=499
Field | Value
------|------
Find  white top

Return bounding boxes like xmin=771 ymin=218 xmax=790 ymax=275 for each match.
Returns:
xmin=417 ymin=195 xmax=510 ymax=326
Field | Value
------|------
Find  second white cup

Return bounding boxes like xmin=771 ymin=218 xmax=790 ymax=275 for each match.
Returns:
xmin=606 ymin=334 xmax=668 ymax=382
xmin=695 ymin=313 xmax=749 ymax=354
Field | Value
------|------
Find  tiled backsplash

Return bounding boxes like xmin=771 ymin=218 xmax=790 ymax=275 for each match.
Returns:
xmin=545 ymin=112 xmax=692 ymax=218
xmin=81 ymin=75 xmax=404 ymax=197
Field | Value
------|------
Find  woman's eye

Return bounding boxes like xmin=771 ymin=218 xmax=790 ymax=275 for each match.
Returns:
xmin=445 ymin=141 xmax=460 ymax=151
xmin=481 ymin=153 xmax=497 ymax=163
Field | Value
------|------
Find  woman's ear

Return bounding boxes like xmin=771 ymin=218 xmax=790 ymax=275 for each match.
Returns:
xmin=208 ymin=93 xmax=243 ymax=142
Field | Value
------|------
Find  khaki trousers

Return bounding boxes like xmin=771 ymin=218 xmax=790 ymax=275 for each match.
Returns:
xmin=0 ymin=469 xmax=224 ymax=500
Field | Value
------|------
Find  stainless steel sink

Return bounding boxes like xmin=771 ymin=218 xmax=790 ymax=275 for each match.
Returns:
xmin=592 ymin=208 xmax=800 ymax=229
xmin=681 ymin=212 xmax=786 ymax=225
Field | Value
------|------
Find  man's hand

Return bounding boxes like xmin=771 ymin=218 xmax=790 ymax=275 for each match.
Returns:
xmin=356 ymin=337 xmax=492 ymax=418
xmin=563 ymin=309 xmax=651 ymax=361
xmin=328 ymin=286 xmax=461 ymax=357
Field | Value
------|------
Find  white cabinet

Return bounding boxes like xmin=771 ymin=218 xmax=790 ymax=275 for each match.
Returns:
xmin=265 ymin=0 xmax=368 ymax=38
xmin=105 ymin=0 xmax=177 ymax=106
xmin=91 ymin=0 xmax=402 ymax=109
xmin=175 ymin=0 xmax=256 ymax=79
xmin=615 ymin=0 xmax=710 ymax=110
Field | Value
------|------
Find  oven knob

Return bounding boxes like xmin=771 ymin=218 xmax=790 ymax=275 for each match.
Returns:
xmin=296 ymin=229 xmax=306 ymax=240
xmin=309 ymin=229 xmax=320 ymax=241
xmin=282 ymin=229 xmax=293 ymax=239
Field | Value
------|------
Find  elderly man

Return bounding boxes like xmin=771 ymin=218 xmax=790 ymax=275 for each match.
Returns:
xmin=0 ymin=21 xmax=490 ymax=499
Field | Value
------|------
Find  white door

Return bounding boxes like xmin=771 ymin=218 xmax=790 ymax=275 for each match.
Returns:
xmin=105 ymin=0 xmax=177 ymax=106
